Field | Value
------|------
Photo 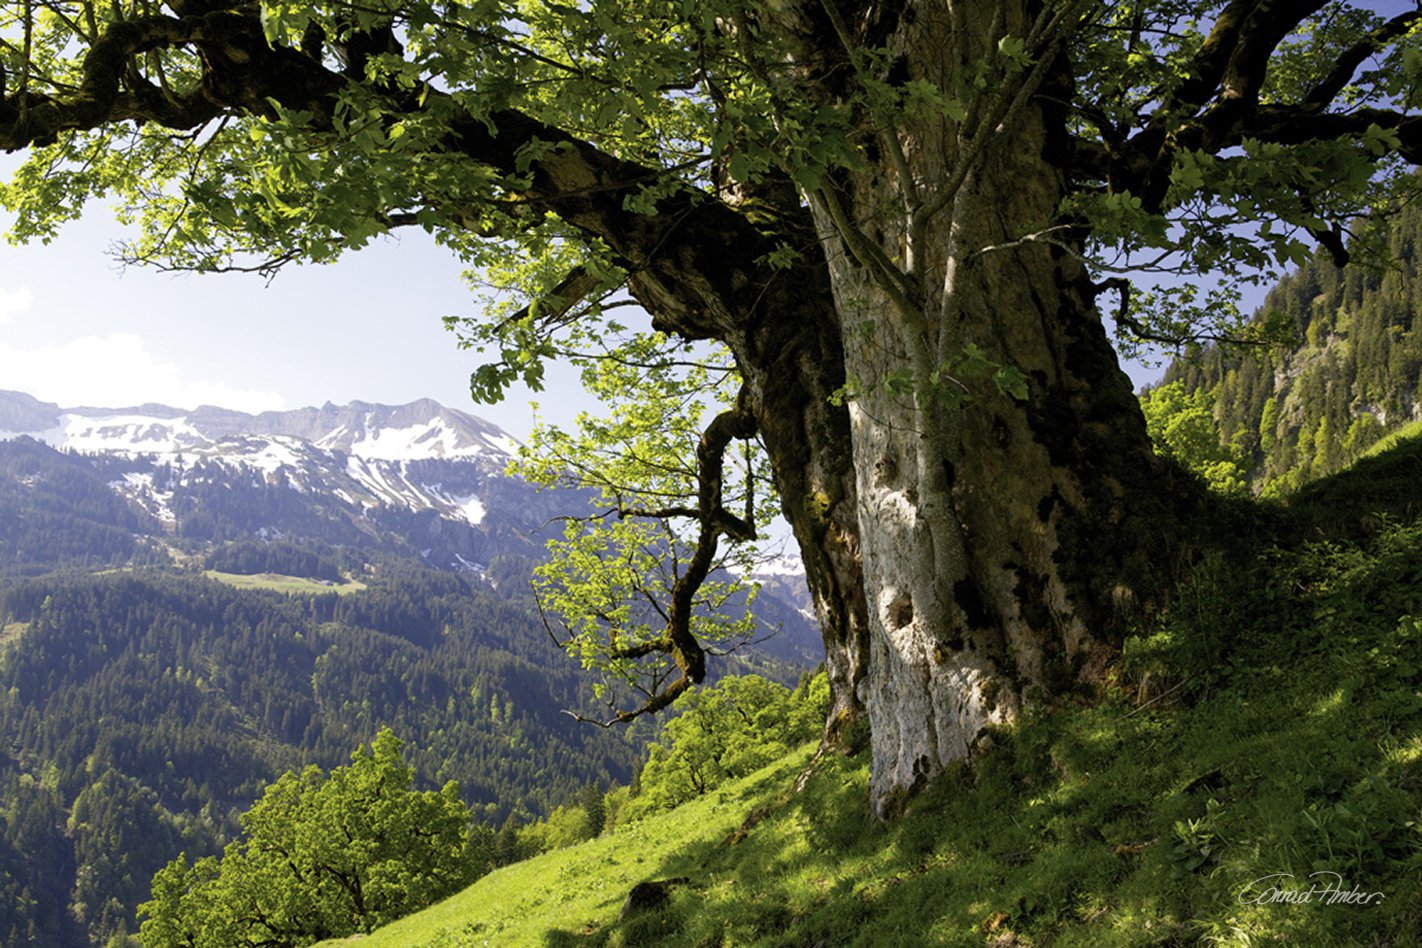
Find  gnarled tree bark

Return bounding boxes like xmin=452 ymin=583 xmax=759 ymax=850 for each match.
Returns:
xmin=758 ymin=0 xmax=1197 ymax=813
xmin=2 ymin=0 xmax=1413 ymax=815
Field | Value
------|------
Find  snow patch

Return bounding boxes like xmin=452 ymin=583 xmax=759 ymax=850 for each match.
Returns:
xmin=349 ymin=420 xmax=460 ymax=461
xmin=315 ymin=424 xmax=349 ymax=450
xmin=452 ymin=493 xmax=486 ymax=526
xmin=15 ymin=412 xmax=210 ymax=456
xmin=755 ymin=552 xmax=806 ymax=577
xmin=453 ymin=553 xmax=486 ymax=575
xmin=424 ymin=483 xmax=487 ymax=526
xmin=107 ymin=470 xmax=177 ymax=524
xmin=728 ymin=550 xmax=806 ymax=579
xmin=2 ymin=396 xmax=526 ymax=530
xmin=483 ymin=433 xmax=522 ymax=458
xmin=245 ymin=438 xmax=311 ymax=487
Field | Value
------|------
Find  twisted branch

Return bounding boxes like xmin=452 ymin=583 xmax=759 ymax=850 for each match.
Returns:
xmin=557 ymin=387 xmax=758 ymax=727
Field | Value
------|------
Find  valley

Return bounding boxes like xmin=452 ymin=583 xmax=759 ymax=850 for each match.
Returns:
xmin=0 ymin=390 xmax=818 ymax=947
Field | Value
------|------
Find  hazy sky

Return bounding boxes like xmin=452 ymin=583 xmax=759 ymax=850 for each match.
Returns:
xmin=0 ymin=184 xmax=594 ymax=436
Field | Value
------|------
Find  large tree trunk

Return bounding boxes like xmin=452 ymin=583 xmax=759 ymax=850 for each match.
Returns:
xmin=784 ymin=0 xmax=1193 ymax=815
xmin=604 ymin=0 xmax=1195 ymax=814
xmin=0 ymin=0 xmax=1196 ymax=818
xmin=729 ymin=283 xmax=873 ymax=751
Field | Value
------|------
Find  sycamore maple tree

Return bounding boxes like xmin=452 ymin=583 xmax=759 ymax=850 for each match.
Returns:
xmin=3 ymin=0 xmax=1422 ymax=814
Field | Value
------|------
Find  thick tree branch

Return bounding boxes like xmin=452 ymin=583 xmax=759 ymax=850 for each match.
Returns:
xmin=1248 ymin=107 xmax=1422 ymax=163
xmin=549 ymin=388 xmax=760 ymax=728
xmin=1121 ymin=0 xmax=1336 ymax=204
xmin=0 ymin=0 xmax=861 ymax=741
xmin=647 ymin=389 xmax=759 ymax=705
xmin=0 ymin=12 xmax=228 ymax=142
xmin=1215 ymin=0 xmax=1331 ymax=107
xmin=0 ymin=5 xmax=815 ymax=348
xmin=1166 ymin=0 xmax=1330 ymax=115
xmin=1301 ymin=7 xmax=1422 ymax=113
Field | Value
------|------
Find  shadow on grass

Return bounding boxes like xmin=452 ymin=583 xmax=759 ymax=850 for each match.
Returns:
xmin=580 ymin=517 xmax=1422 ymax=947
xmin=1284 ymin=436 xmax=1422 ymax=541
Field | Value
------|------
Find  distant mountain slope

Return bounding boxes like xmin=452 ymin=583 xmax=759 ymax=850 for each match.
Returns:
xmin=1161 ymin=200 xmax=1422 ymax=494
xmin=0 ymin=391 xmax=820 ymax=656
xmin=0 ymin=389 xmax=822 ymax=946
xmin=0 ymin=436 xmax=157 ymax=571
xmin=0 ymin=392 xmax=552 ymax=569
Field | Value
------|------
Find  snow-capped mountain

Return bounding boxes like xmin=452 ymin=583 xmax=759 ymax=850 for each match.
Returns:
xmin=1 ymin=390 xmax=515 ymax=463
xmin=0 ymin=388 xmax=820 ymax=661
xmin=742 ymin=551 xmax=816 ymax=622
xmin=0 ymin=389 xmax=560 ymax=569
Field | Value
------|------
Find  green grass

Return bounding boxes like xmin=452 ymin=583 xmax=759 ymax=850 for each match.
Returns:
xmin=315 ymin=748 xmax=819 ymax=947
xmin=203 ymin=570 xmax=366 ymax=596
xmin=1282 ymin=432 xmax=1422 ymax=542
xmin=315 ymin=459 xmax=1422 ymax=947
xmin=1361 ymin=418 xmax=1422 ymax=460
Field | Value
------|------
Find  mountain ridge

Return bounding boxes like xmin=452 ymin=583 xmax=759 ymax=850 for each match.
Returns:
xmin=0 ymin=388 xmax=812 ymax=594
xmin=0 ymin=389 xmax=552 ymax=568
xmin=0 ymin=389 xmax=520 ymax=463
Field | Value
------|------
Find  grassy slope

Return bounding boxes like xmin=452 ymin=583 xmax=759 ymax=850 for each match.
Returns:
xmin=203 ymin=570 xmax=366 ymax=595
xmin=326 ymin=443 xmax=1422 ymax=947
xmin=1362 ymin=419 xmax=1422 ymax=461
xmin=317 ymin=747 xmax=819 ymax=947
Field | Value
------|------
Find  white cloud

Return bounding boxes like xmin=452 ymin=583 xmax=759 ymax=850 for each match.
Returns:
xmin=0 ymin=286 xmax=34 ymax=323
xmin=0 ymin=333 xmax=287 ymax=412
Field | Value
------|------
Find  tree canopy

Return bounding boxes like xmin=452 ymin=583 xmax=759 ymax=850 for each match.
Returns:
xmin=138 ymin=729 xmax=486 ymax=947
xmin=5 ymin=0 xmax=1422 ymax=812
xmin=1139 ymin=381 xmax=1249 ymax=495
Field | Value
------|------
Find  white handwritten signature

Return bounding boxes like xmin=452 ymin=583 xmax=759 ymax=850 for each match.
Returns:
xmin=1237 ymin=871 xmax=1386 ymax=906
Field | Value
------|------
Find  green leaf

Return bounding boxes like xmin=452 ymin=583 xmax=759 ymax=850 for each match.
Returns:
xmin=1362 ymin=123 xmax=1401 ymax=157
xmin=792 ymin=163 xmax=824 ymax=193
xmin=726 ymin=153 xmax=751 ymax=184
xmin=997 ymin=35 xmax=1028 ymax=71
xmin=992 ymin=366 xmax=1029 ymax=402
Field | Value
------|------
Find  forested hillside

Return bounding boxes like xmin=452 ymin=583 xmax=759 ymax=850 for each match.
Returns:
xmin=1160 ymin=199 xmax=1422 ymax=494
xmin=0 ymin=417 xmax=819 ymax=946
xmin=0 ymin=567 xmax=646 ymax=946
xmin=0 ymin=437 xmax=155 ymax=572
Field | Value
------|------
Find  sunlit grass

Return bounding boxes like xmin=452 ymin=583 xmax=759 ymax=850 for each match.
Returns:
xmin=317 ymin=509 xmax=1422 ymax=946
xmin=316 ymin=747 xmax=819 ymax=947
xmin=1361 ymin=418 xmax=1422 ymax=459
